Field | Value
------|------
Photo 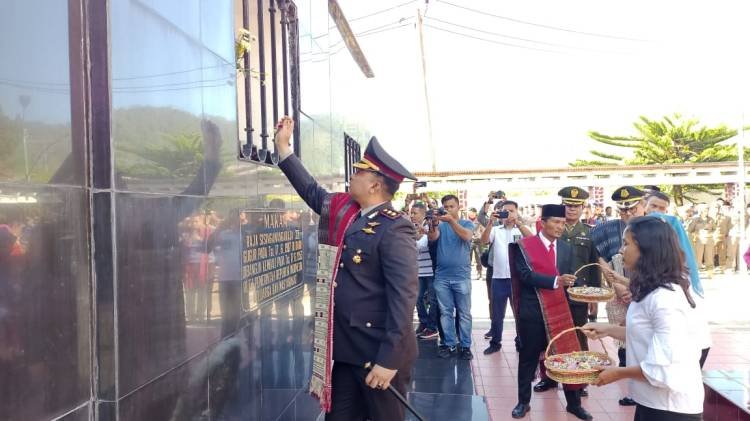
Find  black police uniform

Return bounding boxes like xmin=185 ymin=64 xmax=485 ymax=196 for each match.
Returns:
xmin=278 ymin=138 xmax=418 ymax=421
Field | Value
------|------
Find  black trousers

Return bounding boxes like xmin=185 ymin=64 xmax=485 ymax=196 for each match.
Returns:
xmin=517 ymin=316 xmax=581 ymax=407
xmin=569 ymin=304 xmax=589 ymax=351
xmin=326 ymin=362 xmax=410 ymax=421
xmin=699 ymin=347 xmax=710 ymax=369
xmin=485 ymin=266 xmax=494 ymax=319
xmin=634 ymin=404 xmax=702 ymax=421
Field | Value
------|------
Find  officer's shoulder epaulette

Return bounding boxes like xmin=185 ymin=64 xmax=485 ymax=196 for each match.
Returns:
xmin=380 ymin=208 xmax=401 ymax=220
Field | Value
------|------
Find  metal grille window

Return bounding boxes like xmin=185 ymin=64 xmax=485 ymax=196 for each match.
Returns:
xmin=235 ymin=0 xmax=300 ymax=164
xmin=343 ymin=133 xmax=361 ymax=192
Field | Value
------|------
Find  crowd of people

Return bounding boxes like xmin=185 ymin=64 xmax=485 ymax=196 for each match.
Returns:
xmin=268 ymin=117 xmax=749 ymax=420
xmin=403 ymin=184 xmax=746 ymax=420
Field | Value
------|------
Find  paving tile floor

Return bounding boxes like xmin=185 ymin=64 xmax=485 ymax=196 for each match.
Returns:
xmin=468 ymin=324 xmax=750 ymax=421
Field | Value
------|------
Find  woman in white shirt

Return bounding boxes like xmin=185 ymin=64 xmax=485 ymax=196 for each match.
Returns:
xmin=583 ymin=216 xmax=703 ymax=420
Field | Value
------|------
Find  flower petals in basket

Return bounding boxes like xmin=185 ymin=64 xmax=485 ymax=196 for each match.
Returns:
xmin=544 ymin=327 xmax=615 ymax=384
xmin=568 ymin=263 xmax=615 ymax=303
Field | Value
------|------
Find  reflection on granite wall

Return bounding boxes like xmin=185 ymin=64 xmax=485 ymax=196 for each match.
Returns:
xmin=1 ymin=0 xmax=371 ymax=420
xmin=1 ymin=1 xmax=90 ymax=420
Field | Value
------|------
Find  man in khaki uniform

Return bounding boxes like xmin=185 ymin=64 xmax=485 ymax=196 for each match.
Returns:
xmin=714 ymin=205 xmax=733 ymax=272
xmin=688 ymin=207 xmax=716 ymax=275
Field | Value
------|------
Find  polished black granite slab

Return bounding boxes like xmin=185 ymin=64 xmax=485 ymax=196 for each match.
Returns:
xmin=404 ymin=340 xmax=490 ymax=421
xmin=56 ymin=404 xmax=91 ymax=421
xmin=407 ymin=393 xmax=490 ymax=421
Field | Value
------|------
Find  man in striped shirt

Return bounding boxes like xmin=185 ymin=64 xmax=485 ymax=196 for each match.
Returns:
xmin=410 ymin=203 xmax=439 ymax=340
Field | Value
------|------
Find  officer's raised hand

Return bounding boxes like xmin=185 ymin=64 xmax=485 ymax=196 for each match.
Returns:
xmin=365 ymin=364 xmax=398 ymax=390
xmin=273 ymin=116 xmax=294 ymax=156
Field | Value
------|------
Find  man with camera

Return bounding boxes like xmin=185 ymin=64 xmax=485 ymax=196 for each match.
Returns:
xmin=428 ymin=195 xmax=475 ymax=359
xmin=410 ymin=202 xmax=439 ymax=340
xmin=478 ymin=190 xmax=506 ymax=226
xmin=480 ymin=200 xmax=533 ymax=354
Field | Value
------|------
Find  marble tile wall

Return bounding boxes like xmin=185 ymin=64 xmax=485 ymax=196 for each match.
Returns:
xmin=0 ymin=0 xmax=367 ymax=420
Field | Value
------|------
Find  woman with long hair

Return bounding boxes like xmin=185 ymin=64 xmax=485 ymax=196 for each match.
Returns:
xmin=583 ymin=216 xmax=704 ymax=420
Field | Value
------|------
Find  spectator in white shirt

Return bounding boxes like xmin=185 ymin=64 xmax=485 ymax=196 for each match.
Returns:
xmin=583 ymin=216 xmax=703 ymax=420
xmin=479 ymin=200 xmax=533 ymax=354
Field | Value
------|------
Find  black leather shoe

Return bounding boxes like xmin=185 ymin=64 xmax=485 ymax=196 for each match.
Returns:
xmin=566 ymin=405 xmax=593 ymax=420
xmin=511 ymin=403 xmax=530 ymax=419
xmin=459 ymin=347 xmax=474 ymax=360
xmin=619 ymin=397 xmax=637 ymax=406
xmin=533 ymin=379 xmax=558 ymax=392
xmin=437 ymin=346 xmax=456 ymax=359
xmin=580 ymin=388 xmax=588 ymax=397
xmin=483 ymin=343 xmax=501 ymax=355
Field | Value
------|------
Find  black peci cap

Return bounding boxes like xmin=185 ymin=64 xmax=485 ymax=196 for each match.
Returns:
xmin=541 ymin=204 xmax=566 ymax=218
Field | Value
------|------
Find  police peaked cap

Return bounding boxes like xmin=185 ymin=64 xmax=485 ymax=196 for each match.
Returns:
xmin=352 ymin=137 xmax=417 ymax=183
xmin=611 ymin=186 xmax=645 ymax=209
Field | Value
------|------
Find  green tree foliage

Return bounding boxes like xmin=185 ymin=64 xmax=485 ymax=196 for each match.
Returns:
xmin=118 ymin=131 xmax=206 ymax=179
xmin=571 ymin=114 xmax=750 ymax=205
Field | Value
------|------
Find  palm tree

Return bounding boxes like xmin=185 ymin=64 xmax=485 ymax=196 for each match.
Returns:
xmin=571 ymin=114 xmax=748 ymax=205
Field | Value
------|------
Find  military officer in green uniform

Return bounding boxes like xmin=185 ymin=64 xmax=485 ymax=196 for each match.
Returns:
xmin=533 ymin=186 xmax=601 ymax=396
xmin=558 ymin=186 xmax=600 ymax=343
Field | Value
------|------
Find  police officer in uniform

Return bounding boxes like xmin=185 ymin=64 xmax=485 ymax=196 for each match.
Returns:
xmin=533 ymin=187 xmax=600 ymax=395
xmin=274 ymin=117 xmax=418 ymax=421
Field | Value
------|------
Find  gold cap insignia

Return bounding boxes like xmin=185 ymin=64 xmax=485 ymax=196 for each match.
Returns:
xmin=620 ymin=188 xmax=629 ymax=199
xmin=571 ymin=188 xmax=579 ymax=198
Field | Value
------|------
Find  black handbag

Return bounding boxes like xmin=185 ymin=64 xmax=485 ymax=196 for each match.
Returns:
xmin=480 ymin=242 xmax=493 ymax=268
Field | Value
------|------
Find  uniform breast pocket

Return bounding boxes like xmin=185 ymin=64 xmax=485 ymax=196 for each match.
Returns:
xmin=574 ymin=239 xmax=592 ymax=258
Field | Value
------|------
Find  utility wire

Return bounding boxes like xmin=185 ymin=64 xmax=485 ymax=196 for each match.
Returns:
xmin=313 ymin=10 xmax=415 ymax=40
xmin=304 ymin=22 xmax=414 ymax=63
xmin=327 ymin=17 xmax=414 ymax=49
xmin=423 ymin=24 xmax=563 ymax=54
xmin=437 ymin=0 xmax=647 ymax=42
xmin=348 ymin=0 xmax=417 ymax=24
xmin=425 ymin=16 xmax=625 ymax=54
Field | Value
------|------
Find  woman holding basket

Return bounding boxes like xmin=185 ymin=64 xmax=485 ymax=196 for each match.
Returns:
xmin=582 ymin=216 xmax=704 ymax=420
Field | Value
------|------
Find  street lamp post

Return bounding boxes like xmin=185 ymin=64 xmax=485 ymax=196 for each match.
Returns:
xmin=738 ymin=114 xmax=747 ymax=273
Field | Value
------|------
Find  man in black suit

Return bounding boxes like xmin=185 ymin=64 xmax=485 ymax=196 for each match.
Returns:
xmin=509 ymin=204 xmax=593 ymax=420
xmin=274 ymin=117 xmax=418 ymax=421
